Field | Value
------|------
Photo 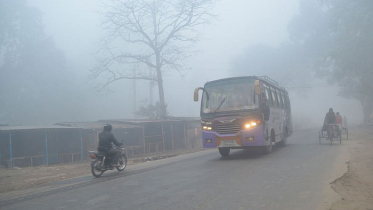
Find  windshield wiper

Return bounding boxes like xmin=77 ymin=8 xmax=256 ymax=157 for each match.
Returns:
xmin=214 ymin=96 xmax=227 ymax=113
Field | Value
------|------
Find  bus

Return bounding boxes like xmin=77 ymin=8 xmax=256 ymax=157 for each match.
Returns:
xmin=193 ymin=76 xmax=293 ymax=156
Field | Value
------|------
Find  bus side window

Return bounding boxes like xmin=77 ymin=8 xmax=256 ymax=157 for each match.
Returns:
xmin=275 ymin=90 xmax=280 ymax=108
xmin=267 ymin=88 xmax=271 ymax=106
xmin=281 ymin=94 xmax=286 ymax=109
xmin=265 ymin=89 xmax=271 ymax=105
xmin=277 ymin=91 xmax=283 ymax=108
xmin=275 ymin=90 xmax=280 ymax=107
xmin=285 ymin=94 xmax=291 ymax=110
xmin=270 ymin=87 xmax=277 ymax=107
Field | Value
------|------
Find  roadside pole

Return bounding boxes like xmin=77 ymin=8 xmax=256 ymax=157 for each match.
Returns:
xmin=143 ymin=127 xmax=146 ymax=154
xmin=45 ymin=131 xmax=48 ymax=165
xmin=80 ymin=131 xmax=83 ymax=161
xmin=171 ymin=123 xmax=174 ymax=150
xmin=162 ymin=123 xmax=165 ymax=151
xmin=184 ymin=122 xmax=187 ymax=149
xmin=9 ymin=132 xmax=12 ymax=167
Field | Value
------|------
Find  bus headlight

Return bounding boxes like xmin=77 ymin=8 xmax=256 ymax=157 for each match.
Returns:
xmin=245 ymin=121 xmax=259 ymax=129
xmin=202 ymin=126 xmax=212 ymax=131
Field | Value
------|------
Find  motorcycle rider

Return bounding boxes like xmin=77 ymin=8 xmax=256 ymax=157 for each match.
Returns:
xmin=98 ymin=124 xmax=122 ymax=167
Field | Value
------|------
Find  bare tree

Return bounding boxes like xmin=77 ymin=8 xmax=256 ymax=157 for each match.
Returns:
xmin=91 ymin=0 xmax=216 ymax=118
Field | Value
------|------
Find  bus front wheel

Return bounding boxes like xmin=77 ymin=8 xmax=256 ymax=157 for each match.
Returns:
xmin=263 ymin=142 xmax=272 ymax=154
xmin=219 ymin=148 xmax=230 ymax=157
xmin=263 ymin=131 xmax=274 ymax=154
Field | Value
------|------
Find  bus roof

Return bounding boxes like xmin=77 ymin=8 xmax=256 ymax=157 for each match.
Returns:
xmin=205 ymin=76 xmax=286 ymax=92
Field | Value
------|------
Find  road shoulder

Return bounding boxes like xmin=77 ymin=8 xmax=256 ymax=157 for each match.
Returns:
xmin=318 ymin=128 xmax=373 ymax=210
xmin=0 ymin=148 xmax=203 ymax=194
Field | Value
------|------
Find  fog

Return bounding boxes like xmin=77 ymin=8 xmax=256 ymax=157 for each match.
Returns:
xmin=0 ymin=0 xmax=366 ymax=126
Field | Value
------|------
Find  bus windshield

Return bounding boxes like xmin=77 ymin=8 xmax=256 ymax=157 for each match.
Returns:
xmin=202 ymin=78 xmax=259 ymax=114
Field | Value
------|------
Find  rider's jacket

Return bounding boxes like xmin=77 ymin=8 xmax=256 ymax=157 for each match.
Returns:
xmin=98 ymin=131 xmax=121 ymax=153
xmin=324 ymin=112 xmax=336 ymax=124
xmin=336 ymin=115 xmax=342 ymax=124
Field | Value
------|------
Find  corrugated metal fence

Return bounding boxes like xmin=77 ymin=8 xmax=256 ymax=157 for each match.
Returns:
xmin=0 ymin=119 xmax=202 ymax=168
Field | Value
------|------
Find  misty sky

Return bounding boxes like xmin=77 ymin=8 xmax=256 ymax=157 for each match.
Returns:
xmin=25 ymin=0 xmax=362 ymax=125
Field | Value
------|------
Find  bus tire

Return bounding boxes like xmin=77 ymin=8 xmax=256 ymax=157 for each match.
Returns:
xmin=263 ymin=131 xmax=274 ymax=154
xmin=277 ymin=129 xmax=287 ymax=147
xmin=219 ymin=148 xmax=230 ymax=157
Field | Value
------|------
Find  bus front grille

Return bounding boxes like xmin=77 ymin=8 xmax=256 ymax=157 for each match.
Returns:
xmin=214 ymin=124 xmax=241 ymax=135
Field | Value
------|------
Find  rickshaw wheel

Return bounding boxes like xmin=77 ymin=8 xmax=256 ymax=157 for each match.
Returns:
xmin=338 ymin=130 xmax=342 ymax=144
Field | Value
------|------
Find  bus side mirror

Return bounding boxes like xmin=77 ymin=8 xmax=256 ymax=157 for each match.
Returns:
xmin=194 ymin=87 xmax=201 ymax=102
xmin=194 ymin=87 xmax=208 ymax=102
xmin=255 ymin=80 xmax=261 ymax=95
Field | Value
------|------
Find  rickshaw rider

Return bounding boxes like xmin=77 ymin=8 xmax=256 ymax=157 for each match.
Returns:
xmin=323 ymin=108 xmax=337 ymax=140
xmin=323 ymin=108 xmax=336 ymax=130
xmin=336 ymin=112 xmax=343 ymax=132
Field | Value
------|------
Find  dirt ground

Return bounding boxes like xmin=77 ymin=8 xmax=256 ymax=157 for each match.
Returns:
xmin=0 ymin=148 xmax=202 ymax=194
xmin=330 ymin=128 xmax=373 ymax=210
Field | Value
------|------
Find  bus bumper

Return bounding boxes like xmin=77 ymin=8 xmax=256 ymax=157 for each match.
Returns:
xmin=202 ymin=126 xmax=264 ymax=148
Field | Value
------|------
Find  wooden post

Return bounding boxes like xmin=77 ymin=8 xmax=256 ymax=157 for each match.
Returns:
xmin=162 ymin=123 xmax=165 ymax=151
xmin=45 ymin=131 xmax=48 ymax=165
xmin=184 ymin=122 xmax=187 ymax=149
xmin=9 ymin=132 xmax=12 ymax=167
xmin=171 ymin=123 xmax=174 ymax=150
xmin=80 ymin=131 xmax=83 ymax=161
xmin=143 ymin=127 xmax=146 ymax=154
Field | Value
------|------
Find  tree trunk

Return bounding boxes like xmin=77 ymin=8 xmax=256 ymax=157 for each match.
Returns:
xmin=156 ymin=69 xmax=167 ymax=119
xmin=155 ymin=52 xmax=167 ymax=119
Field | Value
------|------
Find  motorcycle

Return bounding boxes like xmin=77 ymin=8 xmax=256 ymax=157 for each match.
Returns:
xmin=89 ymin=143 xmax=127 ymax=178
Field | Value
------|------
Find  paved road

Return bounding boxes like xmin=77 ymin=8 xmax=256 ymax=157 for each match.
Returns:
xmin=2 ymin=129 xmax=343 ymax=210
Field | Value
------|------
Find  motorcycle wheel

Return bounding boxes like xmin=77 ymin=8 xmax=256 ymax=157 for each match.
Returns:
xmin=91 ymin=160 xmax=104 ymax=178
xmin=116 ymin=153 xmax=127 ymax=172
